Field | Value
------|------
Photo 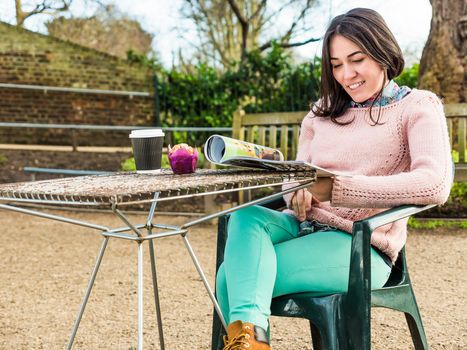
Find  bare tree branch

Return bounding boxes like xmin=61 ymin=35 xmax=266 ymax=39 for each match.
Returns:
xmin=258 ymin=0 xmax=296 ymax=28
xmin=226 ymin=0 xmax=249 ymax=55
xmin=191 ymin=0 xmax=230 ymax=65
xmin=248 ymin=0 xmax=267 ymax=21
xmin=16 ymin=0 xmax=73 ymax=26
xmin=279 ymin=0 xmax=313 ymax=43
xmin=227 ymin=0 xmax=247 ymax=26
xmin=182 ymin=0 xmax=319 ymax=68
xmin=259 ymin=36 xmax=320 ymax=51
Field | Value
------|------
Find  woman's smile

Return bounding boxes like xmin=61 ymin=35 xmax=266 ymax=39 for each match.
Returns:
xmin=330 ymin=35 xmax=386 ymax=103
xmin=348 ymin=81 xmax=365 ymax=90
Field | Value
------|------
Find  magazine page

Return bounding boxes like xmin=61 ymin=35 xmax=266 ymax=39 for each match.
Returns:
xmin=204 ymin=135 xmax=284 ymax=163
xmin=219 ymin=157 xmax=343 ymax=177
xmin=204 ymin=135 xmax=351 ymax=177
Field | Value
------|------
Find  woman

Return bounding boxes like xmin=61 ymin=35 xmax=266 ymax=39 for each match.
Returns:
xmin=218 ymin=8 xmax=452 ymax=350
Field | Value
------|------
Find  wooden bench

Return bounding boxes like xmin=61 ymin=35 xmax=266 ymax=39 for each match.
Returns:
xmin=232 ymin=103 xmax=467 ymax=182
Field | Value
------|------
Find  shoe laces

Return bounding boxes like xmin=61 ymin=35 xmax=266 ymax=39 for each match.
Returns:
xmin=223 ymin=331 xmax=251 ymax=349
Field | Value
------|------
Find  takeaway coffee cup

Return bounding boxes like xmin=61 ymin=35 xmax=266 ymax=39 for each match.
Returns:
xmin=129 ymin=129 xmax=165 ymax=173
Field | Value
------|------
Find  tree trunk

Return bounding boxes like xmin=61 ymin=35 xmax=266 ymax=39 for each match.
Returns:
xmin=15 ymin=0 xmax=26 ymax=26
xmin=419 ymin=0 xmax=466 ymax=103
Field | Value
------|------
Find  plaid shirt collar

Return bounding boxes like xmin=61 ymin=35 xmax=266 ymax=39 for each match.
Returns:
xmin=350 ymin=80 xmax=411 ymax=108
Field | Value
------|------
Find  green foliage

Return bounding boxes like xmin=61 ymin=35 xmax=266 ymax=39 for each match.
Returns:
xmin=196 ymin=148 xmax=205 ymax=168
xmin=226 ymin=44 xmax=320 ymax=114
xmin=408 ymin=217 xmax=466 ymax=230
xmin=394 ymin=63 xmax=419 ymax=88
xmin=127 ymin=50 xmax=163 ymax=71
xmin=159 ymin=63 xmax=236 ymax=146
xmin=0 ymin=153 xmax=7 ymax=166
xmin=416 ymin=181 xmax=466 ymax=219
xmin=451 ymin=149 xmax=467 ymax=163
xmin=448 ymin=181 xmax=467 ymax=207
xmin=141 ymin=44 xmax=320 ymax=145
xmin=121 ymin=157 xmax=136 ymax=171
xmin=121 ymin=155 xmax=170 ymax=171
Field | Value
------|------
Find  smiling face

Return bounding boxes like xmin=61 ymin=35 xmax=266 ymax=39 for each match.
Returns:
xmin=330 ymin=34 xmax=386 ymax=103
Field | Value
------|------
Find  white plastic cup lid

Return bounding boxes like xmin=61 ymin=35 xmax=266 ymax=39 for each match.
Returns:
xmin=129 ymin=128 xmax=165 ymax=138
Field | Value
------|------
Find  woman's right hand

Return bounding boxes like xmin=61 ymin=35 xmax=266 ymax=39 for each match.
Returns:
xmin=290 ymin=189 xmax=312 ymax=221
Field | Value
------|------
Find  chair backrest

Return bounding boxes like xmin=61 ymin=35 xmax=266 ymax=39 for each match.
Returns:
xmin=231 ymin=108 xmax=306 ymax=160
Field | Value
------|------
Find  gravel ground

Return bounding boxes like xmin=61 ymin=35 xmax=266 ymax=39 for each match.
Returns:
xmin=0 ymin=210 xmax=465 ymax=350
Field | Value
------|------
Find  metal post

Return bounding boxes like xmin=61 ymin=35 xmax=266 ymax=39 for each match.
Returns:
xmin=71 ymin=129 xmax=78 ymax=151
xmin=153 ymin=74 xmax=161 ymax=127
xmin=138 ymin=242 xmax=144 ymax=350
xmin=149 ymin=240 xmax=165 ymax=350
xmin=181 ymin=235 xmax=227 ymax=330
xmin=146 ymin=192 xmax=166 ymax=349
xmin=66 ymin=237 xmax=109 ymax=350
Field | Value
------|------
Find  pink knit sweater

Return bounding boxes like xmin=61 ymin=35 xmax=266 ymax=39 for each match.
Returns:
xmin=284 ymin=89 xmax=453 ymax=263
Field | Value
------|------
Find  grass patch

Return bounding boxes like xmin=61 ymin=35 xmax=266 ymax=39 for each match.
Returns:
xmin=408 ymin=217 xmax=467 ymax=230
xmin=0 ymin=153 xmax=7 ymax=166
xmin=121 ymin=154 xmax=170 ymax=171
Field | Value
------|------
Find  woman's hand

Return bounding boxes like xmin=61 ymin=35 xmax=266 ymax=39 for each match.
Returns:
xmin=290 ymin=189 xmax=312 ymax=221
xmin=289 ymin=178 xmax=334 ymax=221
xmin=309 ymin=177 xmax=334 ymax=202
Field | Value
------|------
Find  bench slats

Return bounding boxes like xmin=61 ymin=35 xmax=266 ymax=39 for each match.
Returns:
xmin=291 ymin=125 xmax=300 ymax=160
xmin=269 ymin=126 xmax=277 ymax=149
xmin=447 ymin=118 xmax=453 ymax=145
xmin=280 ymin=125 xmax=288 ymax=160
xmin=458 ymin=117 xmax=465 ymax=163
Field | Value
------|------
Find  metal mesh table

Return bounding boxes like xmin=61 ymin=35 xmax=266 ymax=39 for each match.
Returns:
xmin=0 ymin=168 xmax=315 ymax=349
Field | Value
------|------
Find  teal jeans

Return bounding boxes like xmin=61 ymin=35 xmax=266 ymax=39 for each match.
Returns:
xmin=216 ymin=205 xmax=392 ymax=330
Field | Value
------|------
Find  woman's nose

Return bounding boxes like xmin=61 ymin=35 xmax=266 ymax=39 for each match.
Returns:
xmin=343 ymin=65 xmax=357 ymax=80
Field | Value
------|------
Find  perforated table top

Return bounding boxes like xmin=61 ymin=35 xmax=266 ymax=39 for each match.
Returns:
xmin=0 ymin=168 xmax=315 ymax=207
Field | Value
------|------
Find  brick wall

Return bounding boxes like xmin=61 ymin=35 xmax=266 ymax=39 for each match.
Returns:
xmin=0 ymin=22 xmax=155 ymax=146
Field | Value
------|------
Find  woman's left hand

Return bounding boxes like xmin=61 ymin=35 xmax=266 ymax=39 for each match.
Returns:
xmin=309 ymin=177 xmax=334 ymax=202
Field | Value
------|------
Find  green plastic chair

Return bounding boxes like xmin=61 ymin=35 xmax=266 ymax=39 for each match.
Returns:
xmin=211 ymin=197 xmax=435 ymax=350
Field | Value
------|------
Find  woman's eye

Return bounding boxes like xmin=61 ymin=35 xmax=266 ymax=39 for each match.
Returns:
xmin=332 ymin=64 xmax=342 ymax=69
xmin=352 ymin=58 xmax=364 ymax=63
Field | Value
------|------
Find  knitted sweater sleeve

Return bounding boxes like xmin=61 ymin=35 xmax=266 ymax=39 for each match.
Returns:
xmin=283 ymin=112 xmax=314 ymax=207
xmin=332 ymin=94 xmax=453 ymax=208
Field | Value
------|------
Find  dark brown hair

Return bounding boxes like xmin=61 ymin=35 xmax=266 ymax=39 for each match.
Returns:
xmin=312 ymin=8 xmax=404 ymax=124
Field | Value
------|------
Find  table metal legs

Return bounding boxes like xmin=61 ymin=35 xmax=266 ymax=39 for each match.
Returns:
xmin=66 ymin=233 xmax=165 ymax=350
xmin=0 ymin=180 xmax=314 ymax=349
xmin=146 ymin=193 xmax=166 ymax=350
xmin=67 ymin=182 xmax=313 ymax=349
xmin=66 ymin=237 xmax=109 ymax=350
xmin=181 ymin=235 xmax=227 ymax=330
xmin=149 ymin=240 xmax=165 ymax=350
xmin=137 ymin=242 xmax=144 ymax=350
xmin=113 ymin=193 xmax=166 ymax=350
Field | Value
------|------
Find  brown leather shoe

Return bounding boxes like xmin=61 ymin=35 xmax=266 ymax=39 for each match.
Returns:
xmin=223 ymin=320 xmax=270 ymax=350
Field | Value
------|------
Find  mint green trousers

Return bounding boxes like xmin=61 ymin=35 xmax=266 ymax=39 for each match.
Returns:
xmin=215 ymin=205 xmax=391 ymax=330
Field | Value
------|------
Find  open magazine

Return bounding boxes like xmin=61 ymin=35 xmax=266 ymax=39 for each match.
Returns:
xmin=204 ymin=135 xmax=349 ymax=177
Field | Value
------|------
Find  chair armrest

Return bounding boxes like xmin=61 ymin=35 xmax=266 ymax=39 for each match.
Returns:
xmin=363 ymin=204 xmax=436 ymax=232
xmin=344 ymin=203 xmax=437 ymax=329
